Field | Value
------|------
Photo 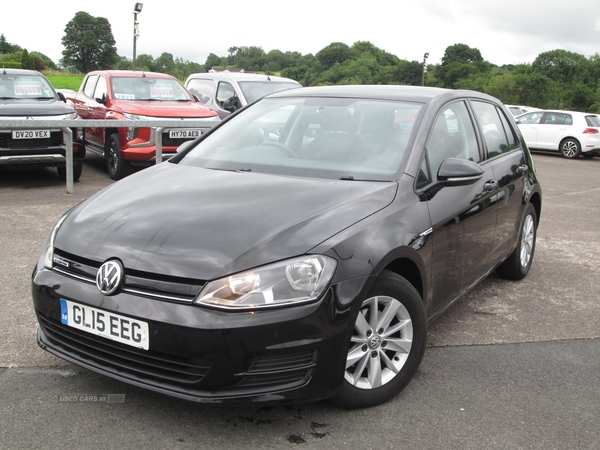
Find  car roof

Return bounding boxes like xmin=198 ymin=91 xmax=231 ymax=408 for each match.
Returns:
xmin=521 ymin=109 xmax=597 ymax=117
xmin=86 ymin=70 xmax=177 ymax=79
xmin=186 ymin=72 xmax=300 ymax=84
xmin=265 ymin=85 xmax=500 ymax=105
xmin=1 ymin=68 xmax=45 ymax=76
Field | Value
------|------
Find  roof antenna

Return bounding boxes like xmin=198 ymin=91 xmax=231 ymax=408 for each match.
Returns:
xmin=2 ymin=65 xmax=6 ymax=75
xmin=267 ymin=73 xmax=271 ymax=81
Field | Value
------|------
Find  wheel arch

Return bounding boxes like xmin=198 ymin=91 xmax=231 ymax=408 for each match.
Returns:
xmin=529 ymin=192 xmax=542 ymax=226
xmin=382 ymin=257 xmax=424 ymax=301
xmin=104 ymin=127 xmax=119 ymax=145
xmin=558 ymin=136 xmax=581 ymax=154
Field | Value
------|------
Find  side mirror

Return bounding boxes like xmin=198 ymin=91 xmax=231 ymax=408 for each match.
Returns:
xmin=437 ymin=157 xmax=484 ymax=186
xmin=95 ymin=93 xmax=107 ymax=104
xmin=57 ymin=91 xmax=67 ymax=103
xmin=421 ymin=157 xmax=486 ymax=200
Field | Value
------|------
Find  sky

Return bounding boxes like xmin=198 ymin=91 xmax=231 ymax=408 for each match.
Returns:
xmin=1 ymin=0 xmax=599 ymax=68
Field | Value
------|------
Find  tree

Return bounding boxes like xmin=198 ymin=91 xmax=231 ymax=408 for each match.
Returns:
xmin=436 ymin=44 xmax=490 ymax=88
xmin=316 ymin=42 xmax=350 ymax=68
xmin=155 ymin=52 xmax=175 ymax=73
xmin=396 ymin=61 xmax=424 ymax=86
xmin=0 ymin=34 xmax=21 ymax=54
xmin=61 ymin=11 xmax=118 ymax=72
xmin=21 ymin=49 xmax=34 ymax=69
xmin=0 ymin=34 xmax=11 ymax=54
xmin=135 ymin=54 xmax=155 ymax=71
xmin=204 ymin=53 xmax=222 ymax=69
xmin=532 ymin=49 xmax=589 ymax=84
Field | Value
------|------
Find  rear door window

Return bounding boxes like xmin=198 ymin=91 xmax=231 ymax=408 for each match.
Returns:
xmin=471 ymin=101 xmax=518 ymax=158
xmin=542 ymin=112 xmax=570 ymax=125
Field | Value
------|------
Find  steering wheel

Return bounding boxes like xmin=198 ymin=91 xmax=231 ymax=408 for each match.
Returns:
xmin=260 ymin=141 xmax=298 ymax=158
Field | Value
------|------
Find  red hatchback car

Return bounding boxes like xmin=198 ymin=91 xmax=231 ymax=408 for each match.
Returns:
xmin=72 ymin=70 xmax=219 ymax=179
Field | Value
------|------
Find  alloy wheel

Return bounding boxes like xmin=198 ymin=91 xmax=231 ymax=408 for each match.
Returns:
xmin=345 ymin=295 xmax=413 ymax=389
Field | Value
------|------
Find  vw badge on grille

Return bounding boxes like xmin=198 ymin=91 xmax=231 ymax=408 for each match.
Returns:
xmin=96 ymin=260 xmax=124 ymax=295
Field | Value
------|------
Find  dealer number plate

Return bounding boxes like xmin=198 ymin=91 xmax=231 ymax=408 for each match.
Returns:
xmin=60 ymin=299 xmax=149 ymax=350
xmin=169 ymin=129 xmax=200 ymax=139
xmin=12 ymin=130 xmax=51 ymax=139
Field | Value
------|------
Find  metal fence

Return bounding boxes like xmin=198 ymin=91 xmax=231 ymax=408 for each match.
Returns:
xmin=0 ymin=119 xmax=217 ymax=193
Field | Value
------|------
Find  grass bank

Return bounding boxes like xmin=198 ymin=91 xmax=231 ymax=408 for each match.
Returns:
xmin=43 ymin=70 xmax=84 ymax=91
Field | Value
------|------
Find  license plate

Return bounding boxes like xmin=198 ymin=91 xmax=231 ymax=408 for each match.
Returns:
xmin=12 ymin=130 xmax=51 ymax=139
xmin=60 ymin=299 xmax=149 ymax=350
xmin=169 ymin=129 xmax=200 ymax=139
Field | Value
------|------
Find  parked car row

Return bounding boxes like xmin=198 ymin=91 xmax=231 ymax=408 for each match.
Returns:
xmin=515 ymin=109 xmax=600 ymax=158
xmin=1 ymin=69 xmax=302 ymax=181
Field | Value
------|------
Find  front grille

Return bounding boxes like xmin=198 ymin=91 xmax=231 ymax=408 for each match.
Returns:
xmin=38 ymin=313 xmax=212 ymax=385
xmin=52 ymin=250 xmax=204 ymax=304
xmin=237 ymin=351 xmax=317 ymax=388
xmin=0 ymin=130 xmax=63 ymax=149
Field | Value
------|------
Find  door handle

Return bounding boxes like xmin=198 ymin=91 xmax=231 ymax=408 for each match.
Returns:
xmin=517 ymin=164 xmax=528 ymax=174
xmin=484 ymin=180 xmax=497 ymax=192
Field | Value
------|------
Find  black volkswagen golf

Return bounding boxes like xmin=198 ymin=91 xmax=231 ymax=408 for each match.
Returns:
xmin=32 ymin=86 xmax=541 ymax=408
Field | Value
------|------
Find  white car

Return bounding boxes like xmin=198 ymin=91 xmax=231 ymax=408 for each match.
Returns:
xmin=185 ymin=71 xmax=301 ymax=119
xmin=516 ymin=110 xmax=600 ymax=158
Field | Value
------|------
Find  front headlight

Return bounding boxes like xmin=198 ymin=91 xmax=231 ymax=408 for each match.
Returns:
xmin=43 ymin=207 xmax=76 ymax=269
xmin=62 ymin=112 xmax=77 ymax=120
xmin=195 ymin=255 xmax=337 ymax=311
xmin=123 ymin=113 xmax=151 ymax=121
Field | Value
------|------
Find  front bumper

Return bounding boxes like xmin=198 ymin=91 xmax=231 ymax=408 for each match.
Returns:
xmin=0 ymin=128 xmax=84 ymax=167
xmin=32 ymin=264 xmax=365 ymax=404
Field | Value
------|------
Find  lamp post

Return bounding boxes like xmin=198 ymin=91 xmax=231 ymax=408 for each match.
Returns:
xmin=132 ymin=3 xmax=143 ymax=71
xmin=421 ymin=53 xmax=429 ymax=87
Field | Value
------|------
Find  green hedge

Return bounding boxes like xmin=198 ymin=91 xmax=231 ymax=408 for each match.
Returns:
xmin=1 ymin=61 xmax=23 ymax=69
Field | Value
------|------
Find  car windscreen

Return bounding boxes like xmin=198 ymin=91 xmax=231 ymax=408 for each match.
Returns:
xmin=110 ymin=77 xmax=192 ymax=101
xmin=178 ymin=96 xmax=423 ymax=181
xmin=0 ymin=74 xmax=56 ymax=100
xmin=238 ymin=81 xmax=301 ymax=104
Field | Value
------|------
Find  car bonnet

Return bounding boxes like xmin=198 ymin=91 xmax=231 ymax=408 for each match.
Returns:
xmin=55 ymin=163 xmax=397 ymax=280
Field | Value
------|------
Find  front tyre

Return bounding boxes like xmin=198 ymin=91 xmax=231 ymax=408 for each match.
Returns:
xmin=497 ymin=203 xmax=537 ymax=280
xmin=332 ymin=271 xmax=427 ymax=409
xmin=57 ymin=160 xmax=83 ymax=181
xmin=559 ymin=138 xmax=581 ymax=159
xmin=105 ymin=133 xmax=130 ymax=180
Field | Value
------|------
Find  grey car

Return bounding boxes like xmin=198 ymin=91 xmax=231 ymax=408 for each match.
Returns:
xmin=185 ymin=71 xmax=301 ymax=118
xmin=0 ymin=69 xmax=83 ymax=180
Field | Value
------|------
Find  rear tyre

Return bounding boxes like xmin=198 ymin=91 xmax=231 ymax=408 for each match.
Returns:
xmin=497 ymin=203 xmax=537 ymax=280
xmin=105 ymin=133 xmax=130 ymax=180
xmin=332 ymin=271 xmax=427 ymax=409
xmin=559 ymin=138 xmax=581 ymax=159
